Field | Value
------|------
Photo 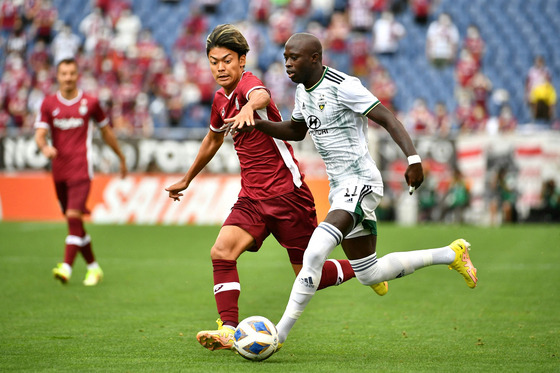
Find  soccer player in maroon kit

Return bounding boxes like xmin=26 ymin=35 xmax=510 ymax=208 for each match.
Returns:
xmin=165 ymin=24 xmax=356 ymax=351
xmin=35 ymin=58 xmax=127 ymax=286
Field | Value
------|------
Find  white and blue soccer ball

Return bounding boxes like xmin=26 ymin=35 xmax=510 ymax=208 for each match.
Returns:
xmin=233 ymin=316 xmax=279 ymax=361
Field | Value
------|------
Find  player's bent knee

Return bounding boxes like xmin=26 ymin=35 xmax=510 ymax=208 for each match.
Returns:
xmin=353 ymin=265 xmax=382 ymax=286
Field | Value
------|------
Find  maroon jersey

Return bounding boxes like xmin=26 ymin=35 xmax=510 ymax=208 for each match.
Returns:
xmin=35 ymin=90 xmax=108 ymax=182
xmin=210 ymin=71 xmax=303 ymax=200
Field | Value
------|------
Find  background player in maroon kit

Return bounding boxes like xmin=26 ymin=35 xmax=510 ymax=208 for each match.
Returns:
xmin=35 ymin=58 xmax=127 ymax=286
xmin=165 ymin=24 xmax=356 ymax=351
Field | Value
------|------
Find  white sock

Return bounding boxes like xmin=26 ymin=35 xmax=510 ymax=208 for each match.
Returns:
xmin=87 ymin=262 xmax=100 ymax=270
xmin=62 ymin=262 xmax=72 ymax=275
xmin=350 ymin=246 xmax=455 ymax=286
xmin=276 ymin=222 xmax=342 ymax=343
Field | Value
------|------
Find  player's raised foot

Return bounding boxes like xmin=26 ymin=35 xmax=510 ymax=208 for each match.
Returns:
xmin=53 ymin=263 xmax=71 ymax=284
xmin=448 ymin=239 xmax=477 ymax=288
xmin=83 ymin=267 xmax=103 ymax=286
xmin=196 ymin=318 xmax=235 ymax=351
xmin=370 ymin=281 xmax=388 ymax=296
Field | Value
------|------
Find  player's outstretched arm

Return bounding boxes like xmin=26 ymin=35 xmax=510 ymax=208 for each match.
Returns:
xmin=224 ymin=88 xmax=270 ymax=135
xmin=165 ymin=129 xmax=224 ymax=201
xmin=367 ymin=103 xmax=424 ymax=189
xmin=100 ymin=125 xmax=128 ymax=178
xmin=252 ymin=118 xmax=309 ymax=141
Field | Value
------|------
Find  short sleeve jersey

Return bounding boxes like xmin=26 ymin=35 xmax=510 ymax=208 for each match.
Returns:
xmin=291 ymin=66 xmax=383 ymax=189
xmin=35 ymin=90 xmax=108 ymax=182
xmin=210 ymin=71 xmax=303 ymax=200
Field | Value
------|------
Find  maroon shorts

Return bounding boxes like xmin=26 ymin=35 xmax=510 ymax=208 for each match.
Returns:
xmin=54 ymin=179 xmax=91 ymax=215
xmin=223 ymin=182 xmax=317 ymax=265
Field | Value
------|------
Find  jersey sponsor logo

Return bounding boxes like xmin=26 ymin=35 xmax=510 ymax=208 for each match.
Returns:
xmin=214 ymin=285 xmax=224 ymax=293
xmin=318 ymin=95 xmax=327 ymax=111
xmin=307 ymin=115 xmax=321 ymax=129
xmin=307 ymin=115 xmax=329 ymax=135
xmin=53 ymin=117 xmax=85 ymax=130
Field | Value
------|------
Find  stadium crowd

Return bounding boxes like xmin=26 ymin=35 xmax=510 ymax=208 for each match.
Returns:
xmin=1 ymin=0 xmax=557 ymax=138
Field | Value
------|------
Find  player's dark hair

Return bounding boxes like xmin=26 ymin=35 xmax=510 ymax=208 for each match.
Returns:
xmin=56 ymin=57 xmax=78 ymax=71
xmin=206 ymin=24 xmax=250 ymax=57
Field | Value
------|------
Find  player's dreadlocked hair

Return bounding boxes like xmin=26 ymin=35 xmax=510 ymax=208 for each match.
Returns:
xmin=206 ymin=24 xmax=250 ymax=57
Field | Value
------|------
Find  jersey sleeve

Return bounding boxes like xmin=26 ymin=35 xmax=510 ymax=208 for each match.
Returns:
xmin=238 ymin=73 xmax=269 ymax=101
xmin=338 ymin=76 xmax=380 ymax=116
xmin=34 ymin=97 xmax=50 ymax=130
xmin=91 ymin=98 xmax=109 ymax=127
xmin=209 ymin=101 xmax=224 ymax=132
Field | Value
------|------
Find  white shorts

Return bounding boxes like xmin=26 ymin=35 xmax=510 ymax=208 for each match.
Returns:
xmin=328 ymin=181 xmax=384 ymax=239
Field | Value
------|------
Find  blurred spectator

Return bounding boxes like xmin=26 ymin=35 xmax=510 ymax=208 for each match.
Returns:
xmin=538 ymin=179 xmax=560 ymax=222
xmin=462 ymin=24 xmax=485 ymax=67
xmin=528 ymin=77 xmax=557 ymax=123
xmin=486 ymin=103 xmax=517 ymax=135
xmin=417 ymin=165 xmax=438 ymax=222
xmin=410 ymin=0 xmax=432 ymax=25
xmin=32 ymin=0 xmax=58 ymax=44
xmin=309 ymin=0 xmax=335 ymax=27
xmin=249 ymin=0 xmax=272 ymax=23
xmin=113 ymin=8 xmax=141 ymax=52
xmin=441 ymin=168 xmax=470 ymax=224
xmin=348 ymin=33 xmax=371 ymax=77
xmin=1 ymin=0 xmax=19 ymax=38
xmin=426 ymin=13 xmax=459 ymax=68
xmin=289 ymin=0 xmax=310 ymax=18
xmin=489 ymin=166 xmax=517 ymax=225
xmin=369 ymin=69 xmax=397 ymax=112
xmin=22 ymin=0 xmax=42 ymax=28
xmin=461 ymin=103 xmax=487 ymax=133
xmin=348 ymin=0 xmax=375 ymax=33
xmin=5 ymin=18 xmax=27 ymax=57
xmin=79 ymin=7 xmax=112 ymax=56
xmin=269 ymin=8 xmax=295 ymax=46
xmin=434 ymin=101 xmax=452 ymax=137
xmin=454 ymin=49 xmax=479 ymax=93
xmin=325 ymin=12 xmax=350 ymax=72
xmin=51 ymin=24 xmax=81 ymax=64
xmin=372 ymin=11 xmax=406 ymax=55
xmin=405 ymin=98 xmax=436 ymax=135
xmin=470 ymin=71 xmax=492 ymax=114
xmin=525 ymin=55 xmax=550 ymax=100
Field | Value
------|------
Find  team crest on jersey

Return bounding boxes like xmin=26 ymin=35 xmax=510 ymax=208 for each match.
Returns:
xmin=302 ymin=102 xmax=306 ymax=110
xmin=318 ymin=95 xmax=327 ymax=111
xmin=235 ymin=98 xmax=240 ymax=111
xmin=221 ymin=108 xmax=225 ymax=117
xmin=52 ymin=108 xmax=60 ymax=117
xmin=79 ymin=99 xmax=88 ymax=116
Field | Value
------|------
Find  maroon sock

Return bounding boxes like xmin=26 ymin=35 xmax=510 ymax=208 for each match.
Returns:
xmin=212 ymin=259 xmax=240 ymax=328
xmin=318 ymin=259 xmax=356 ymax=290
xmin=68 ymin=217 xmax=95 ymax=264
xmin=80 ymin=241 xmax=95 ymax=264
xmin=63 ymin=245 xmax=80 ymax=266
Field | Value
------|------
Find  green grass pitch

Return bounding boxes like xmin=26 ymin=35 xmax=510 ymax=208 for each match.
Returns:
xmin=1 ymin=222 xmax=559 ymax=372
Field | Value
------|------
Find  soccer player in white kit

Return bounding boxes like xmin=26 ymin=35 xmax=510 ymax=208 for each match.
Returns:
xmin=225 ymin=33 xmax=478 ymax=347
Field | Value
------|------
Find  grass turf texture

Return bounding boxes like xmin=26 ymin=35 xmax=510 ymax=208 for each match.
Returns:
xmin=0 ymin=222 xmax=558 ymax=372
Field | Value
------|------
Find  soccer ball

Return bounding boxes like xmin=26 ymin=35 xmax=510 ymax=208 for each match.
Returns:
xmin=233 ymin=316 xmax=279 ymax=361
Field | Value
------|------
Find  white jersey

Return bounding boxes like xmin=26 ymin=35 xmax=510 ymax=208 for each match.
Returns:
xmin=292 ymin=66 xmax=383 ymax=188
